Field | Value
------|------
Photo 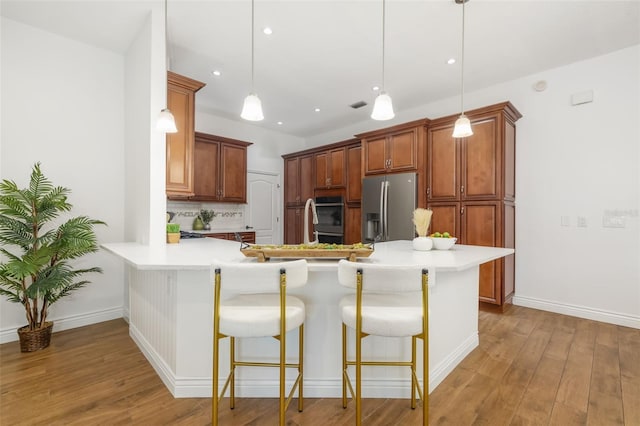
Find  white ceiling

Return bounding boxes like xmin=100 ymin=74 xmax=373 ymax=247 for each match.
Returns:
xmin=2 ymin=0 xmax=639 ymax=138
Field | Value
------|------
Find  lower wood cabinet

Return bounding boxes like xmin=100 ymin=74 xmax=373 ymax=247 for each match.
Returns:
xmin=344 ymin=204 xmax=361 ymax=244
xmin=204 ymin=232 xmax=255 ymax=244
xmin=428 ymin=200 xmax=515 ymax=306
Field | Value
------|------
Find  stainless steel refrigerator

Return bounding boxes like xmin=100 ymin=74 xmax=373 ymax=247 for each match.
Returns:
xmin=361 ymin=172 xmax=417 ymax=242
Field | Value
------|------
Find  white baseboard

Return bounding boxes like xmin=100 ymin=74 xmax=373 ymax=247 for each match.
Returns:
xmin=0 ymin=307 xmax=124 ymax=344
xmin=131 ymin=327 xmax=479 ymax=399
xmin=513 ymin=295 xmax=640 ymax=329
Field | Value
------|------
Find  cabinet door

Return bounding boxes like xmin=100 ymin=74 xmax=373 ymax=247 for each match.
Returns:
xmin=427 ymin=202 xmax=460 ymax=239
xmin=299 ymin=155 xmax=314 ymax=203
xmin=344 ymin=205 xmax=361 ymax=244
xmin=314 ymin=152 xmax=329 ymax=188
xmin=462 ymin=116 xmax=500 ymax=200
xmin=166 ymin=84 xmax=195 ymax=196
xmin=388 ymin=128 xmax=417 ymax=172
xmin=428 ymin=125 xmax=459 ymax=201
xmin=192 ymin=139 xmax=219 ymax=200
xmin=284 ymin=207 xmax=302 ymax=244
xmin=462 ymin=201 xmax=501 ymax=304
xmin=284 ymin=158 xmax=300 ymax=205
xmin=220 ymin=143 xmax=247 ymax=203
xmin=363 ymin=136 xmax=388 ymax=175
xmin=328 ymin=148 xmax=345 ymax=187
xmin=347 ymin=144 xmax=362 ymax=203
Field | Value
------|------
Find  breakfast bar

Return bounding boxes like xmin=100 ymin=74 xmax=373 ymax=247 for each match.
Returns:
xmin=102 ymin=238 xmax=514 ymax=398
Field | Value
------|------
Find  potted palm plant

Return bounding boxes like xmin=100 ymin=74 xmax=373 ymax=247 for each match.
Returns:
xmin=0 ymin=163 xmax=105 ymax=352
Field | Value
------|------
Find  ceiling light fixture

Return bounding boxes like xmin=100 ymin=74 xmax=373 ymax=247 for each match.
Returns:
xmin=447 ymin=58 xmax=456 ymax=65
xmin=156 ymin=0 xmax=178 ymax=133
xmin=263 ymin=27 xmax=273 ymax=35
xmin=371 ymin=0 xmax=395 ymax=121
xmin=452 ymin=0 xmax=473 ymax=138
xmin=241 ymin=0 xmax=264 ymax=121
xmin=211 ymin=70 xmax=221 ymax=76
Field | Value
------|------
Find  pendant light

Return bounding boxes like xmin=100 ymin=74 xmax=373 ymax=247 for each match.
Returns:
xmin=452 ymin=0 xmax=473 ymax=138
xmin=156 ymin=0 xmax=178 ymax=133
xmin=371 ymin=0 xmax=395 ymax=121
xmin=240 ymin=0 xmax=264 ymax=121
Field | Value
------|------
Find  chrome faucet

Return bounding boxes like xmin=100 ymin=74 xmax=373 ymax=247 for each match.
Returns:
xmin=303 ymin=198 xmax=319 ymax=245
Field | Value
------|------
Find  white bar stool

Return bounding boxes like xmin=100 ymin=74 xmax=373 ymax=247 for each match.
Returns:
xmin=337 ymin=259 xmax=430 ymax=426
xmin=211 ymin=259 xmax=308 ymax=426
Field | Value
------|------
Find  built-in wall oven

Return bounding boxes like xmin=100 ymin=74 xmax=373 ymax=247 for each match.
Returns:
xmin=314 ymin=196 xmax=344 ymax=244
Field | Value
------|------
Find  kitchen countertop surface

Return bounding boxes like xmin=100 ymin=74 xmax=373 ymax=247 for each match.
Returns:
xmin=102 ymin=239 xmax=514 ymax=273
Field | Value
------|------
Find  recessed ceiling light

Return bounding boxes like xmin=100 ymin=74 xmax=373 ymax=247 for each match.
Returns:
xmin=447 ymin=58 xmax=456 ymax=65
xmin=277 ymin=121 xmax=283 ymax=125
xmin=372 ymin=85 xmax=380 ymax=91
xmin=263 ymin=27 xmax=273 ymax=35
xmin=314 ymin=108 xmax=320 ymax=112
xmin=211 ymin=70 xmax=221 ymax=76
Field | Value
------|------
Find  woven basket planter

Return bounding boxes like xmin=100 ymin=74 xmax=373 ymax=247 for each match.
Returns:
xmin=17 ymin=322 xmax=53 ymax=352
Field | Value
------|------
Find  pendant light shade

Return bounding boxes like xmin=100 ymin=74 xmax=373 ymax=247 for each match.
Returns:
xmin=157 ymin=108 xmax=178 ymax=133
xmin=241 ymin=0 xmax=264 ymax=121
xmin=452 ymin=114 xmax=473 ymax=138
xmin=241 ymin=93 xmax=264 ymax=121
xmin=371 ymin=92 xmax=395 ymax=121
xmin=157 ymin=0 xmax=178 ymax=133
xmin=453 ymin=0 xmax=473 ymax=138
xmin=371 ymin=0 xmax=394 ymax=121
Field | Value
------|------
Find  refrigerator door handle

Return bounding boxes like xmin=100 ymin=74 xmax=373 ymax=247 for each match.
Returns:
xmin=379 ymin=181 xmax=385 ymax=240
xmin=383 ymin=181 xmax=389 ymax=240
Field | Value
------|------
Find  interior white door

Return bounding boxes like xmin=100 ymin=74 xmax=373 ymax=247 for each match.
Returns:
xmin=247 ymin=172 xmax=280 ymax=244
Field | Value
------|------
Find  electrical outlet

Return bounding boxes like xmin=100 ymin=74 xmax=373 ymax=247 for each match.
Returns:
xmin=577 ymin=216 xmax=587 ymax=228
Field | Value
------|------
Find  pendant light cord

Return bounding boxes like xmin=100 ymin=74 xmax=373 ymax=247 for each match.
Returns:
xmin=381 ymin=0 xmax=386 ymax=92
xmin=164 ymin=0 xmax=169 ymax=71
xmin=251 ymin=0 xmax=255 ymax=93
xmin=460 ymin=0 xmax=466 ymax=114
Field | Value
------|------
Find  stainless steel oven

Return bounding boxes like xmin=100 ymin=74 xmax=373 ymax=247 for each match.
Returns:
xmin=314 ymin=196 xmax=344 ymax=244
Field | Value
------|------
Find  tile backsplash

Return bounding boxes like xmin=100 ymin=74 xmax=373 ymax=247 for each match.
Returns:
xmin=167 ymin=201 xmax=246 ymax=231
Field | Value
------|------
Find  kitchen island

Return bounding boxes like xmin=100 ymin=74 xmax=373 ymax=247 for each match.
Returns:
xmin=102 ymin=238 xmax=513 ymax=398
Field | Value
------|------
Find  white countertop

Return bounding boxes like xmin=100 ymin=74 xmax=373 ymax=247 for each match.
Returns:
xmin=101 ymin=239 xmax=514 ymax=272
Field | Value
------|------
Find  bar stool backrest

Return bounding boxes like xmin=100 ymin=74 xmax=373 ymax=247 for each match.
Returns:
xmin=337 ymin=259 xmax=425 ymax=293
xmin=214 ymin=259 xmax=308 ymax=293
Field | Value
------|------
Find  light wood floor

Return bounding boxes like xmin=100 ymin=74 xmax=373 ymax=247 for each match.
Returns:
xmin=1 ymin=305 xmax=638 ymax=425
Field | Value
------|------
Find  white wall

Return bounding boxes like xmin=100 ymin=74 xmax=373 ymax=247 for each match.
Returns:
xmin=308 ymin=45 xmax=640 ymax=327
xmin=0 ymin=18 xmax=126 ymax=341
xmin=124 ymin=5 xmax=166 ymax=246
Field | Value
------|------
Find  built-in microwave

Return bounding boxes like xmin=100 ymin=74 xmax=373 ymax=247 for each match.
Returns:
xmin=314 ymin=196 xmax=344 ymax=244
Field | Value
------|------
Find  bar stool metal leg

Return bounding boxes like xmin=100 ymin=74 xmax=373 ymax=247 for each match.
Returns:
xmin=298 ymin=323 xmax=304 ymax=412
xmin=230 ymin=336 xmax=236 ymax=409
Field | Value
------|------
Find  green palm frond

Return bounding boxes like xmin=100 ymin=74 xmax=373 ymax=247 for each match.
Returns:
xmin=0 ymin=163 xmax=106 ymax=328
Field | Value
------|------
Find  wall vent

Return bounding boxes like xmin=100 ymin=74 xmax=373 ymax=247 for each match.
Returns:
xmin=350 ymin=101 xmax=367 ymax=109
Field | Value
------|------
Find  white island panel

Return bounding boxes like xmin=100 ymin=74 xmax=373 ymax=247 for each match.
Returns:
xmin=102 ymin=239 xmax=513 ymax=398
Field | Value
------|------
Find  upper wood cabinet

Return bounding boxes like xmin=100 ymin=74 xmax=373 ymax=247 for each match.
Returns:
xmin=427 ymin=102 xmax=521 ymax=203
xmin=165 ymin=71 xmax=205 ymax=197
xmin=284 ymin=155 xmax=314 ymax=206
xmin=315 ymin=147 xmax=345 ymax=189
xmin=346 ymin=143 xmax=362 ymax=203
xmin=358 ymin=121 xmax=426 ymax=176
xmin=189 ymin=132 xmax=252 ymax=203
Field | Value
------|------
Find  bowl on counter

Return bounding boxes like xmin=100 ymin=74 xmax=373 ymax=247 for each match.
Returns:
xmin=430 ymin=237 xmax=457 ymax=250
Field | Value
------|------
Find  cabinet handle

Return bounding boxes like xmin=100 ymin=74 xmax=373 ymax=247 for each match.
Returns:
xmin=460 ymin=185 xmax=465 ymax=194
xmin=427 ymin=187 xmax=430 ymax=195
xmin=461 ymin=206 xmax=465 ymax=215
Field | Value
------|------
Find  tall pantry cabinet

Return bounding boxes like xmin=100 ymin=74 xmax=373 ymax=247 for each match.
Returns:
xmin=426 ymin=102 xmax=521 ymax=307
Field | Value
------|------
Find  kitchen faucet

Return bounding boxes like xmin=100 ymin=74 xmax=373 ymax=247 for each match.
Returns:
xmin=303 ymin=198 xmax=319 ymax=245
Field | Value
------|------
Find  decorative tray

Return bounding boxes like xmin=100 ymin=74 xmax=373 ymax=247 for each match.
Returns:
xmin=240 ymin=243 xmax=374 ymax=262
